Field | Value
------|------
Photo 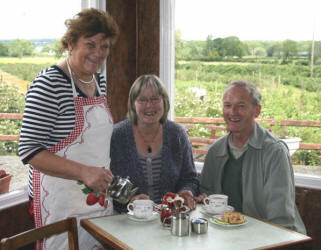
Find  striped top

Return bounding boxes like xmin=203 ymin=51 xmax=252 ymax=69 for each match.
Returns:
xmin=18 ymin=65 xmax=107 ymax=198
xmin=138 ymin=151 xmax=162 ymax=203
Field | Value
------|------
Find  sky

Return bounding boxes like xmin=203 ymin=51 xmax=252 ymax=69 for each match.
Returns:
xmin=0 ymin=0 xmax=320 ymax=41
xmin=0 ymin=0 xmax=81 ymax=40
xmin=175 ymin=0 xmax=321 ymax=41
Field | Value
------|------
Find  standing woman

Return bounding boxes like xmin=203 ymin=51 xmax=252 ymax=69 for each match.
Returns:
xmin=110 ymin=75 xmax=199 ymax=212
xmin=18 ymin=9 xmax=119 ymax=249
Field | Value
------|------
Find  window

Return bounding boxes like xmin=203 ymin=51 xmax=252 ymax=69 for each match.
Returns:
xmin=0 ymin=0 xmax=108 ymax=207
xmin=170 ymin=0 xmax=321 ymax=189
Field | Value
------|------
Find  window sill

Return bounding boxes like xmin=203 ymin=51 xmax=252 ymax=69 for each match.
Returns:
xmin=294 ymin=173 xmax=321 ymax=190
xmin=195 ymin=162 xmax=321 ymax=190
xmin=1 ymin=164 xmax=320 ymax=211
xmin=0 ymin=184 xmax=28 ymax=211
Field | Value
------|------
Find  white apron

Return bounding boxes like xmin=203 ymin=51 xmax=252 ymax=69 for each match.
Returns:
xmin=33 ymin=69 xmax=114 ymax=250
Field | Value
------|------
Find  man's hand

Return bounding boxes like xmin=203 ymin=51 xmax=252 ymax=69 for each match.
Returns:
xmin=129 ymin=194 xmax=150 ymax=203
xmin=179 ymin=190 xmax=196 ymax=210
xmin=194 ymin=193 xmax=208 ymax=203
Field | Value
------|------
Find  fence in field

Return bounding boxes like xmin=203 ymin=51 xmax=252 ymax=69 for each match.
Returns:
xmin=0 ymin=113 xmax=320 ymax=160
xmin=173 ymin=117 xmax=321 ymax=161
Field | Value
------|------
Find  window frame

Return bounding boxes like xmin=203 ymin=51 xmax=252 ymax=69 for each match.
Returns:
xmin=0 ymin=0 xmax=107 ymax=209
xmin=162 ymin=0 xmax=321 ymax=190
xmin=0 ymin=0 xmax=320 ymax=210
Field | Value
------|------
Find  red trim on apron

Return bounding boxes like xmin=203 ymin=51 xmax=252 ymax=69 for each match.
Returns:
xmin=32 ymin=93 xmax=113 ymax=250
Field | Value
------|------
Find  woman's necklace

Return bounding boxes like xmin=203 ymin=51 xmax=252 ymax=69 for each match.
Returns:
xmin=136 ymin=124 xmax=161 ymax=154
xmin=66 ymin=58 xmax=94 ymax=85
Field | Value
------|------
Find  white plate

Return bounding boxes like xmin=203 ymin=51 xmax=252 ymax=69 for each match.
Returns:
xmin=210 ymin=215 xmax=248 ymax=227
xmin=127 ymin=211 xmax=159 ymax=222
xmin=200 ymin=205 xmax=234 ymax=216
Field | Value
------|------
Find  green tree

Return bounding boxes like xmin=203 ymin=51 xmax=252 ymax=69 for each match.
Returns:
xmin=0 ymin=42 xmax=9 ymax=56
xmin=203 ymin=35 xmax=214 ymax=57
xmin=282 ymin=39 xmax=297 ymax=60
xmin=267 ymin=43 xmax=282 ymax=57
xmin=246 ymin=41 xmax=262 ymax=56
xmin=190 ymin=45 xmax=198 ymax=58
xmin=52 ymin=39 xmax=63 ymax=58
xmin=175 ymin=29 xmax=184 ymax=62
xmin=212 ymin=38 xmax=224 ymax=57
xmin=41 ymin=39 xmax=62 ymax=58
xmin=309 ymin=41 xmax=321 ymax=64
xmin=8 ymin=39 xmax=34 ymax=57
xmin=223 ymin=36 xmax=246 ymax=58
xmin=254 ymin=47 xmax=266 ymax=57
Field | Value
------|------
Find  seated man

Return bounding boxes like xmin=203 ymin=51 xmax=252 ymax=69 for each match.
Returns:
xmin=199 ymin=79 xmax=306 ymax=234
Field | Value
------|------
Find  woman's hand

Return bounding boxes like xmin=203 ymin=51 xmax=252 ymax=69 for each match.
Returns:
xmin=82 ymin=166 xmax=114 ymax=192
xmin=129 ymin=194 xmax=150 ymax=203
xmin=179 ymin=190 xmax=196 ymax=210
xmin=194 ymin=193 xmax=207 ymax=203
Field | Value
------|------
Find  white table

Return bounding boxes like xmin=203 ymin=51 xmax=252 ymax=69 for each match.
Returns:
xmin=80 ymin=205 xmax=312 ymax=250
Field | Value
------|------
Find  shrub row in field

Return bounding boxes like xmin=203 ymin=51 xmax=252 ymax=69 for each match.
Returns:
xmin=176 ymin=62 xmax=321 ymax=92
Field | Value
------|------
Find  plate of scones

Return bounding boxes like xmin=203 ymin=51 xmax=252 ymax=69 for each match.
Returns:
xmin=210 ymin=211 xmax=248 ymax=227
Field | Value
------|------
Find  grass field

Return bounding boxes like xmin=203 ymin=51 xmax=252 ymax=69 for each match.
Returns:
xmin=0 ymin=56 xmax=63 ymax=93
xmin=0 ymin=56 xmax=61 ymax=65
xmin=0 ymin=68 xmax=29 ymax=93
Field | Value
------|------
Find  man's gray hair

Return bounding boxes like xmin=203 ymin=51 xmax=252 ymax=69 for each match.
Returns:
xmin=224 ymin=79 xmax=261 ymax=106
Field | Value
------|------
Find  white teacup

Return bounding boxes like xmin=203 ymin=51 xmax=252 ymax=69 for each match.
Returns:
xmin=127 ymin=199 xmax=154 ymax=219
xmin=203 ymin=194 xmax=228 ymax=214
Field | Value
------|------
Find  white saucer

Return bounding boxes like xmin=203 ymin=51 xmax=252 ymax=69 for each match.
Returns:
xmin=200 ymin=205 xmax=234 ymax=216
xmin=127 ymin=211 xmax=159 ymax=222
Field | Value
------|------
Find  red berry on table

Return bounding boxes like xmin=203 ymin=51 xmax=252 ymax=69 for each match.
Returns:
xmin=180 ymin=206 xmax=187 ymax=212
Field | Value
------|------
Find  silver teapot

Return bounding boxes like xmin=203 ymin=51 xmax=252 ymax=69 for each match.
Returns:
xmin=106 ymin=176 xmax=139 ymax=204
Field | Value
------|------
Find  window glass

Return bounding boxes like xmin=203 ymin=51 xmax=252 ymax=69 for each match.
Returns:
xmin=0 ymin=0 xmax=81 ymax=193
xmin=174 ymin=0 xmax=321 ymax=178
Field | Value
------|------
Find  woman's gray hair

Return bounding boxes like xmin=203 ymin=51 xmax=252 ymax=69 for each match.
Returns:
xmin=128 ymin=74 xmax=170 ymax=125
xmin=224 ymin=79 xmax=261 ymax=106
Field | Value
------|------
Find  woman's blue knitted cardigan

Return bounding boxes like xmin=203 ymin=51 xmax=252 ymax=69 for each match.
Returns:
xmin=110 ymin=119 xmax=199 ymax=212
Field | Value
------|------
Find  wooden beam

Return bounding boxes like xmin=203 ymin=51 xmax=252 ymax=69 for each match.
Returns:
xmin=0 ymin=135 xmax=20 ymax=141
xmin=0 ymin=113 xmax=23 ymax=120
xmin=106 ymin=0 xmax=160 ymax=123
xmin=106 ymin=0 xmax=137 ymax=123
xmin=300 ymin=143 xmax=321 ymax=150
xmin=174 ymin=117 xmax=226 ymax=124
xmin=174 ymin=117 xmax=275 ymax=125
xmin=189 ymin=137 xmax=214 ymax=145
xmin=280 ymin=120 xmax=321 ymax=127
xmin=136 ymin=0 xmax=159 ymax=77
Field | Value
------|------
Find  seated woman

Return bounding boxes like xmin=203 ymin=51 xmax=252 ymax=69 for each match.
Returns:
xmin=110 ymin=74 xmax=199 ymax=212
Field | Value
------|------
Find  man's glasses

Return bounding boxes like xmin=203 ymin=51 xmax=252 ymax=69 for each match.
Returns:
xmin=136 ymin=97 xmax=161 ymax=106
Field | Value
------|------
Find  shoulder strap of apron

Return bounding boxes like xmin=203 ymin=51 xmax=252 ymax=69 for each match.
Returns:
xmin=66 ymin=58 xmax=102 ymax=97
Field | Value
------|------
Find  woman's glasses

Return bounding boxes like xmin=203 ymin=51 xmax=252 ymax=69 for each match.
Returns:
xmin=136 ymin=97 xmax=161 ymax=106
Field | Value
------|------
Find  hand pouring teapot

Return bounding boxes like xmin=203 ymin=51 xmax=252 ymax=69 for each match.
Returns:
xmin=106 ymin=176 xmax=139 ymax=204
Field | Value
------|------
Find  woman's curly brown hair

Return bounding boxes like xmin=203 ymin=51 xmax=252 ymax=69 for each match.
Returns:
xmin=60 ymin=8 xmax=119 ymax=52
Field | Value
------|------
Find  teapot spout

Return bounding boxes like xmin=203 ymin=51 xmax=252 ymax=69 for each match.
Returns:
xmin=130 ymin=187 xmax=139 ymax=198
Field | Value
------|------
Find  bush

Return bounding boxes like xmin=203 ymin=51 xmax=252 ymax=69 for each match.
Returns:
xmin=175 ymin=61 xmax=321 ymax=166
xmin=293 ymin=150 xmax=321 ymax=166
xmin=0 ymin=83 xmax=25 ymax=155
xmin=0 ymin=63 xmax=51 ymax=82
